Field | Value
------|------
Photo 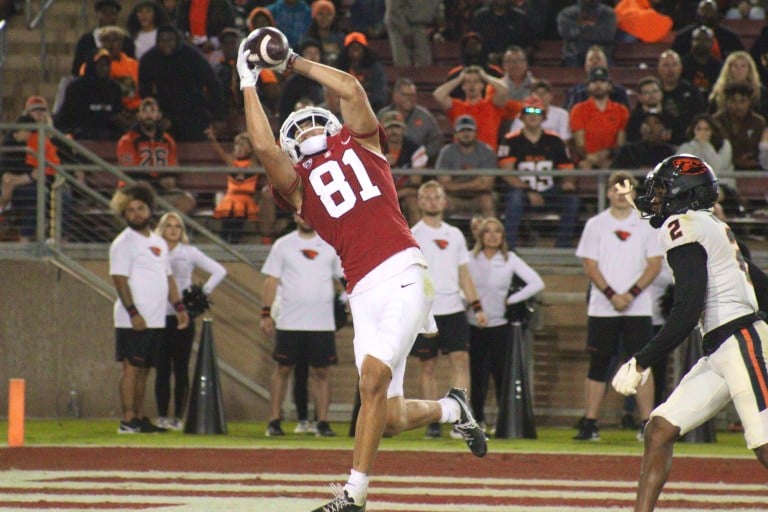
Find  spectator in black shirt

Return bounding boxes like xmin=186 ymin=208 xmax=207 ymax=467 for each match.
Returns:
xmin=626 ymin=76 xmax=683 ymax=144
xmin=470 ymin=0 xmax=535 ymax=64
xmin=56 ymin=49 xmax=124 ymax=141
xmin=139 ymin=24 xmax=225 ymax=142
xmin=613 ymin=112 xmax=677 ymax=169
xmin=672 ymin=0 xmax=744 ymax=61
xmin=657 ymin=49 xmax=707 ymax=144
xmin=681 ymin=25 xmax=723 ymax=99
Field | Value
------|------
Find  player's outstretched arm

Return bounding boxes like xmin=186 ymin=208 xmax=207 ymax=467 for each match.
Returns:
xmin=291 ymin=57 xmax=380 ymax=150
xmin=237 ymin=38 xmax=301 ymax=209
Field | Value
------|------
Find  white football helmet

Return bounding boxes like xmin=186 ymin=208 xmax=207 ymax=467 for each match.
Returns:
xmin=279 ymin=106 xmax=342 ymax=163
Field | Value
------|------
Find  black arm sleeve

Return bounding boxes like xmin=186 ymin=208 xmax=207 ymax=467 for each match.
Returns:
xmin=634 ymin=243 xmax=708 ymax=369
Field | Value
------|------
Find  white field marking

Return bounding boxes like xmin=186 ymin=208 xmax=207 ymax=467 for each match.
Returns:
xmin=2 ymin=472 xmax=768 ymax=506
xmin=20 ymin=443 xmax=757 ymax=459
xmin=0 ymin=496 xmax=766 ymax=512
xmin=3 ymin=470 xmax=766 ymax=492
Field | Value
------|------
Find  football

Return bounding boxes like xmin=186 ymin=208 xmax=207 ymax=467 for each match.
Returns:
xmin=245 ymin=27 xmax=290 ymax=69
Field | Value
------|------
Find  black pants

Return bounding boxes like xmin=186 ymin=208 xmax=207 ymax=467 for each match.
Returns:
xmin=155 ymin=315 xmax=195 ymax=418
xmin=469 ymin=324 xmax=510 ymax=424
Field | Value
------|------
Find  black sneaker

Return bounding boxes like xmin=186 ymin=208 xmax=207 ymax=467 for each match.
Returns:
xmin=139 ymin=416 xmax=168 ymax=433
xmin=573 ymin=419 xmax=600 ymax=441
xmin=425 ymin=422 xmax=441 ymax=438
xmin=315 ymin=421 xmax=336 ymax=437
xmin=446 ymin=387 xmax=487 ymax=457
xmin=117 ymin=418 xmax=141 ymax=434
xmin=266 ymin=419 xmax=285 ymax=437
xmin=573 ymin=415 xmax=585 ymax=430
xmin=310 ymin=486 xmax=365 ymax=511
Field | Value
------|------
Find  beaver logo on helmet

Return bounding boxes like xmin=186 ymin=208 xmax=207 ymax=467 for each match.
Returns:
xmin=635 ymin=154 xmax=719 ymax=228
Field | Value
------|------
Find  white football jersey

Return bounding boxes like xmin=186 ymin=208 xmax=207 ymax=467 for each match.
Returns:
xmin=659 ymin=210 xmax=758 ymax=334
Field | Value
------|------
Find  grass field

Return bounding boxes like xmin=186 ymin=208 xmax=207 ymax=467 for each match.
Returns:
xmin=0 ymin=419 xmax=755 ymax=458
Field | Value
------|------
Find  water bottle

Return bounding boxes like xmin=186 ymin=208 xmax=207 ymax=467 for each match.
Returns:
xmin=67 ymin=389 xmax=81 ymax=418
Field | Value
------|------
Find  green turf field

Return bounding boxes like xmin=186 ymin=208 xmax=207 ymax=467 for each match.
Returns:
xmin=0 ymin=419 xmax=754 ymax=458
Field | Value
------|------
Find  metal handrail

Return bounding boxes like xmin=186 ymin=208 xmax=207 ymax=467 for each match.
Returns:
xmin=25 ymin=0 xmax=57 ymax=80
xmin=0 ymin=20 xmax=7 ymax=121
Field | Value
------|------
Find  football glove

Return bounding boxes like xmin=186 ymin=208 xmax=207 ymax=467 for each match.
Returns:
xmin=236 ymin=38 xmax=260 ymax=89
xmin=611 ymin=357 xmax=651 ymax=396
xmin=182 ymin=284 xmax=211 ymax=319
xmin=272 ymin=48 xmax=297 ymax=74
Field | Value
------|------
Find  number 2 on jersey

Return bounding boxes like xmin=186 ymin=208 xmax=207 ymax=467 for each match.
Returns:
xmin=308 ymin=149 xmax=382 ymax=218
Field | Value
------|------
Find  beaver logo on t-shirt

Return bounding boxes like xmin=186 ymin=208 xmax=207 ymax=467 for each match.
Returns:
xmin=149 ymin=246 xmax=162 ymax=256
xmin=301 ymin=249 xmax=319 ymax=260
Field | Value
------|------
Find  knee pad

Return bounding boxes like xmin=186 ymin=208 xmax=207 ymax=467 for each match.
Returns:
xmin=587 ymin=352 xmax=613 ymax=382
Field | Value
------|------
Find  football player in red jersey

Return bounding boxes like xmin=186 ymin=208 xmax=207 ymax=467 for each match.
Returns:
xmin=236 ymin=28 xmax=487 ymax=512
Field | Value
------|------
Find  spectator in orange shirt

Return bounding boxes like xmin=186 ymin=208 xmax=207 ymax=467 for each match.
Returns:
xmin=433 ymin=65 xmax=519 ymax=151
xmin=117 ymin=98 xmax=196 ymax=213
xmin=570 ymin=66 xmax=629 ymax=169
xmin=96 ymin=25 xmax=142 ymax=111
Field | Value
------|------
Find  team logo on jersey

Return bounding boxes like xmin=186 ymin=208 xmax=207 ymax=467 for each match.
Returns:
xmin=149 ymin=246 xmax=162 ymax=256
xmin=614 ymin=230 xmax=631 ymax=241
xmin=433 ymin=239 xmax=449 ymax=250
xmin=301 ymin=249 xmax=319 ymax=260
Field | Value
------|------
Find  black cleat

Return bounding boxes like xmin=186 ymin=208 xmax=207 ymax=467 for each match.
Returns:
xmin=310 ymin=486 xmax=365 ymax=511
xmin=446 ymin=387 xmax=487 ymax=457
xmin=266 ymin=419 xmax=285 ymax=437
xmin=573 ymin=419 xmax=600 ymax=441
xmin=315 ymin=421 xmax=336 ymax=437
xmin=139 ymin=416 xmax=168 ymax=433
xmin=425 ymin=422 xmax=442 ymax=438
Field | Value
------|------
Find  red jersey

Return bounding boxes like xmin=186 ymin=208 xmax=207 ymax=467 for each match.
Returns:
xmin=280 ymin=126 xmax=419 ymax=291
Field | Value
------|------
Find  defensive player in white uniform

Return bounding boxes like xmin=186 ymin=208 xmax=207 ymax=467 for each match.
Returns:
xmin=260 ymin=214 xmax=345 ymax=438
xmin=611 ymin=154 xmax=768 ymax=512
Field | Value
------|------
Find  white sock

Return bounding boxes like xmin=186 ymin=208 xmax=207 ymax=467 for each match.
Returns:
xmin=438 ymin=397 xmax=460 ymax=423
xmin=343 ymin=469 xmax=369 ymax=504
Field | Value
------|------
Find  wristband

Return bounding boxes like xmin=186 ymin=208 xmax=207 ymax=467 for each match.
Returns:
xmin=261 ymin=306 xmax=271 ymax=319
xmin=629 ymin=285 xmax=642 ymax=298
xmin=602 ymin=286 xmax=616 ymax=299
xmin=126 ymin=304 xmax=139 ymax=318
xmin=469 ymin=300 xmax=483 ymax=313
xmin=286 ymin=51 xmax=298 ymax=72
xmin=174 ymin=301 xmax=186 ymax=313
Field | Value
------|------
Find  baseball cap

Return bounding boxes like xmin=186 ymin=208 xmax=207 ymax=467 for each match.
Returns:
xmin=95 ymin=0 xmax=121 ymax=11
xmin=344 ymin=32 xmax=368 ymax=47
xmin=588 ymin=66 xmax=610 ymax=82
xmin=24 ymin=95 xmax=48 ymax=112
xmin=311 ymin=0 xmax=335 ymax=18
xmin=521 ymin=95 xmax=545 ymax=115
xmin=93 ymin=48 xmax=111 ymax=62
xmin=454 ymin=115 xmax=477 ymax=133
xmin=381 ymin=110 xmax=407 ymax=129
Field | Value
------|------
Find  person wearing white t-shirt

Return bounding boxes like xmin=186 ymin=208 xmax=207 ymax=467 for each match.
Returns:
xmin=466 ymin=216 xmax=544 ymax=433
xmin=260 ymin=214 xmax=345 ymax=438
xmin=410 ymin=180 xmax=488 ymax=438
xmin=153 ymin=211 xmax=227 ymax=430
xmin=109 ymin=183 xmax=189 ymax=435
xmin=573 ymin=171 xmax=662 ymax=441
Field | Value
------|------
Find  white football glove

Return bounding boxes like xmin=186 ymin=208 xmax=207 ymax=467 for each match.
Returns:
xmin=236 ymin=38 xmax=260 ymax=90
xmin=611 ymin=357 xmax=651 ymax=396
xmin=272 ymin=48 xmax=297 ymax=74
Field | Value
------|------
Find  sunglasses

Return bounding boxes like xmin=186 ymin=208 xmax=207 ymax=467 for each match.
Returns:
xmin=523 ymin=107 xmax=543 ymax=115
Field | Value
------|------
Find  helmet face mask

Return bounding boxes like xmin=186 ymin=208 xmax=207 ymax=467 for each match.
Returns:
xmin=637 ymin=154 xmax=719 ymax=228
xmin=279 ymin=106 xmax=342 ymax=163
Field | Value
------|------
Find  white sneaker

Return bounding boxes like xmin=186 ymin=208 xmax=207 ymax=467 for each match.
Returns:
xmin=156 ymin=416 xmax=171 ymax=429
xmin=168 ymin=418 xmax=184 ymax=431
xmin=294 ymin=420 xmax=313 ymax=434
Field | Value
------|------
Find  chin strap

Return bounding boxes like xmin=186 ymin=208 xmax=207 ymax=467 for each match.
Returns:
xmin=615 ymin=179 xmax=638 ymax=211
